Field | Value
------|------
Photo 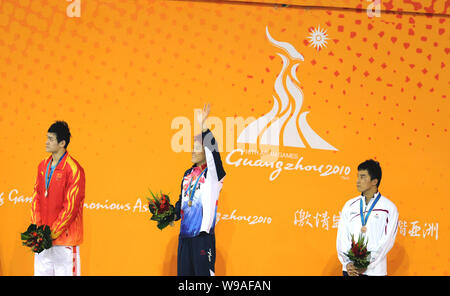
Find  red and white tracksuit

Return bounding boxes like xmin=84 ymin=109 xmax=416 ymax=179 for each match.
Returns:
xmin=30 ymin=152 xmax=85 ymax=276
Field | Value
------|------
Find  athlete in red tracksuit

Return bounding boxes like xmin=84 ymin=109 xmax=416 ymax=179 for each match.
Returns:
xmin=30 ymin=121 xmax=85 ymax=276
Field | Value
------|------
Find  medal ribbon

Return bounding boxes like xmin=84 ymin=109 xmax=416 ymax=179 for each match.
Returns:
xmin=360 ymin=192 xmax=381 ymax=227
xmin=45 ymin=152 xmax=67 ymax=196
xmin=185 ymin=167 xmax=207 ymax=206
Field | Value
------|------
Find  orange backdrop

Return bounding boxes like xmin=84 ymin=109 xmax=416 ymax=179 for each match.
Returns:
xmin=0 ymin=0 xmax=448 ymax=275
xmin=227 ymin=0 xmax=450 ymax=14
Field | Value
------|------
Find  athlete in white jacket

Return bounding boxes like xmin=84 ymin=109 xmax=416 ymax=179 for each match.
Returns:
xmin=337 ymin=159 xmax=399 ymax=276
xmin=175 ymin=104 xmax=226 ymax=276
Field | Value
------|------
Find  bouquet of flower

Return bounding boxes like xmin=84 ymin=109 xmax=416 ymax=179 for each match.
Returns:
xmin=147 ymin=191 xmax=176 ymax=230
xmin=21 ymin=224 xmax=52 ymax=254
xmin=344 ymin=234 xmax=371 ymax=269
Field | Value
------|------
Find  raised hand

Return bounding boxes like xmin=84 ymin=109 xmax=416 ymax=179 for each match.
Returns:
xmin=196 ymin=103 xmax=211 ymax=131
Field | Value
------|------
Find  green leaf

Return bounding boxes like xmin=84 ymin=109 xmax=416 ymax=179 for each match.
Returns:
xmin=43 ymin=225 xmax=51 ymax=236
xmin=157 ymin=220 xmax=170 ymax=230
xmin=43 ymin=238 xmax=52 ymax=249
xmin=27 ymin=224 xmax=37 ymax=233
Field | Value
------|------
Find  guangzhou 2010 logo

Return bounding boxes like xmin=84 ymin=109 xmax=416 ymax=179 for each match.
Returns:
xmin=237 ymin=27 xmax=337 ymax=152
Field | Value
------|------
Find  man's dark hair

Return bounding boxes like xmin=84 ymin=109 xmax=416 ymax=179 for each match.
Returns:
xmin=48 ymin=121 xmax=71 ymax=148
xmin=358 ymin=159 xmax=382 ymax=187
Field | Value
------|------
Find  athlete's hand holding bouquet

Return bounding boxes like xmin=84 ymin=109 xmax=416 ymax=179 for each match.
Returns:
xmin=147 ymin=190 xmax=176 ymax=230
xmin=21 ymin=224 xmax=53 ymax=253
xmin=344 ymin=233 xmax=371 ymax=275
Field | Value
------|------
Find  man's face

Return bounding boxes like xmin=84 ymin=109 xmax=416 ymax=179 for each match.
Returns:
xmin=356 ymin=169 xmax=377 ymax=193
xmin=46 ymin=133 xmax=64 ymax=153
xmin=191 ymin=140 xmax=205 ymax=164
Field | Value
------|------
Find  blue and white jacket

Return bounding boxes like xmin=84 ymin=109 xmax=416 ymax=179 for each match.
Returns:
xmin=175 ymin=129 xmax=226 ymax=238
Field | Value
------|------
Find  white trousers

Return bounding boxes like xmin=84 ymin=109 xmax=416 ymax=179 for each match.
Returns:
xmin=34 ymin=245 xmax=80 ymax=276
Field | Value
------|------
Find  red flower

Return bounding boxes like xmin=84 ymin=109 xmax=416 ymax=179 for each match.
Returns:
xmin=361 ymin=248 xmax=367 ymax=257
xmin=158 ymin=202 xmax=169 ymax=214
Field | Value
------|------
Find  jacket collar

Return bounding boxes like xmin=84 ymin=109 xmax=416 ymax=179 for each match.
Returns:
xmin=45 ymin=151 xmax=69 ymax=170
